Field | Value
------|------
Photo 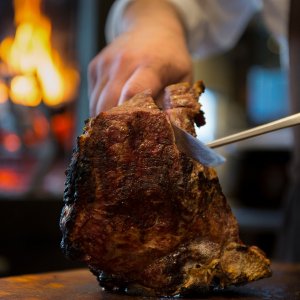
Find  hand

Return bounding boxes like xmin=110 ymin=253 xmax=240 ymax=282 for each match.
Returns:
xmin=88 ymin=1 xmax=193 ymax=117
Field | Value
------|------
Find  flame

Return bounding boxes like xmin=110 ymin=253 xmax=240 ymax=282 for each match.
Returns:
xmin=10 ymin=75 xmax=41 ymax=106
xmin=0 ymin=37 xmax=14 ymax=65
xmin=0 ymin=81 xmax=9 ymax=103
xmin=38 ymin=61 xmax=64 ymax=105
xmin=0 ymin=0 xmax=79 ymax=106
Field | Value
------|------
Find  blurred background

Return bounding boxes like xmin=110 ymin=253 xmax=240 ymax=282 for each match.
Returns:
xmin=0 ymin=0 xmax=291 ymax=277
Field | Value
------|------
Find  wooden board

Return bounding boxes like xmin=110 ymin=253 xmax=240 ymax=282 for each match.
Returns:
xmin=0 ymin=262 xmax=299 ymax=299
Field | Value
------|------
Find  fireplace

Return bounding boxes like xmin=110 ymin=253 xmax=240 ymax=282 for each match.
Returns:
xmin=0 ymin=0 xmax=80 ymax=198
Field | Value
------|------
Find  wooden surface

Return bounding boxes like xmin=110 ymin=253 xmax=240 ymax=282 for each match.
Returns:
xmin=0 ymin=262 xmax=299 ymax=299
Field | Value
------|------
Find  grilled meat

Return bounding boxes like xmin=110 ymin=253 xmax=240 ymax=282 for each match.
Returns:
xmin=163 ymin=81 xmax=205 ymax=136
xmin=60 ymin=81 xmax=271 ymax=297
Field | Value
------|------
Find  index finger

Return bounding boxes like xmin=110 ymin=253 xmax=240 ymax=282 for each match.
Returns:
xmin=118 ymin=66 xmax=165 ymax=106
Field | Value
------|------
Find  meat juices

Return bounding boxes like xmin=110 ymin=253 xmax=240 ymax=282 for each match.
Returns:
xmin=60 ymin=81 xmax=272 ymax=297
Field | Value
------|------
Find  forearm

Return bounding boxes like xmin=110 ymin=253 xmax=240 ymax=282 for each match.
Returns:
xmin=122 ymin=0 xmax=186 ymax=42
xmin=89 ymin=0 xmax=192 ymax=116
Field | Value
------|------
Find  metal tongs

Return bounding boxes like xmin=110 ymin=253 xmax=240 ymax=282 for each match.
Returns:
xmin=205 ymin=112 xmax=300 ymax=149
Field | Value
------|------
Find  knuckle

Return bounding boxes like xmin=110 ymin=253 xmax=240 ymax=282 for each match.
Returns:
xmin=144 ymin=53 xmax=159 ymax=64
xmin=88 ymin=54 xmax=111 ymax=78
xmin=95 ymin=59 xmax=106 ymax=74
xmin=116 ymin=50 xmax=132 ymax=67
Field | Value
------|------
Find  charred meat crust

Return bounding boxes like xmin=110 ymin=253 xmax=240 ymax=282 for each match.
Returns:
xmin=60 ymin=83 xmax=271 ymax=297
xmin=61 ymin=106 xmax=190 ymax=272
xmin=163 ymin=81 xmax=206 ymax=136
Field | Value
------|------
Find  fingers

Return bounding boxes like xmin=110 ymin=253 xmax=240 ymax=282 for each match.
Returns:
xmin=89 ymin=76 xmax=108 ymax=117
xmin=118 ymin=65 xmax=193 ymax=109
xmin=95 ymin=79 xmax=124 ymax=115
xmin=94 ymin=65 xmax=164 ymax=115
xmin=88 ymin=55 xmax=101 ymax=98
xmin=91 ymin=66 xmax=193 ymax=116
xmin=88 ymin=55 xmax=108 ymax=117
xmin=88 ymin=51 xmax=136 ymax=116
xmin=118 ymin=66 xmax=164 ymax=106
xmin=88 ymin=49 xmax=193 ymax=116
xmin=91 ymin=66 xmax=164 ymax=116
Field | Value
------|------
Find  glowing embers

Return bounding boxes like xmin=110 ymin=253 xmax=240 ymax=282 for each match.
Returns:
xmin=22 ymin=114 xmax=50 ymax=147
xmin=33 ymin=115 xmax=50 ymax=139
xmin=0 ymin=168 xmax=20 ymax=191
xmin=51 ymin=113 xmax=74 ymax=146
xmin=3 ymin=134 xmax=21 ymax=152
xmin=0 ymin=162 xmax=38 ymax=194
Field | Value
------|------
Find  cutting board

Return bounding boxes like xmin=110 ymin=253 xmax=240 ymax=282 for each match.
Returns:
xmin=0 ymin=262 xmax=299 ymax=299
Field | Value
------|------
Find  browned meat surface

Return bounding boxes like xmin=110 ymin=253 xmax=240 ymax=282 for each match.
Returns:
xmin=163 ymin=81 xmax=206 ymax=136
xmin=60 ymin=83 xmax=271 ymax=297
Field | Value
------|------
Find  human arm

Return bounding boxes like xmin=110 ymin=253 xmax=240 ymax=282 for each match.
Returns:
xmin=89 ymin=0 xmax=259 ymax=117
xmin=88 ymin=0 xmax=192 ymax=116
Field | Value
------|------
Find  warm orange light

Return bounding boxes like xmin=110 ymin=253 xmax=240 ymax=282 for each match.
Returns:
xmin=15 ymin=22 xmax=33 ymax=49
xmin=0 ymin=0 xmax=79 ymax=107
xmin=33 ymin=115 xmax=50 ymax=138
xmin=62 ymin=68 xmax=80 ymax=101
xmin=51 ymin=113 xmax=74 ymax=144
xmin=0 ymin=82 xmax=9 ymax=103
xmin=3 ymin=134 xmax=21 ymax=152
xmin=0 ymin=169 xmax=20 ymax=190
xmin=0 ymin=37 xmax=14 ymax=64
xmin=16 ymin=23 xmax=35 ymax=73
xmin=10 ymin=75 xmax=41 ymax=106
xmin=0 ymin=61 xmax=14 ymax=77
xmin=23 ymin=129 xmax=37 ymax=147
xmin=37 ymin=62 xmax=64 ymax=106
xmin=14 ymin=0 xmax=42 ymax=26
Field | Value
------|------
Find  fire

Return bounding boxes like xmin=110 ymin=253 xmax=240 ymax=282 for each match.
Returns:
xmin=0 ymin=81 xmax=9 ymax=103
xmin=0 ymin=0 xmax=79 ymax=107
xmin=10 ymin=75 xmax=41 ymax=106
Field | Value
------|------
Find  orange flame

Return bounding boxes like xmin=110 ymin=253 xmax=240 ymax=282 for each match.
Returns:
xmin=10 ymin=75 xmax=41 ymax=106
xmin=0 ymin=81 xmax=9 ymax=103
xmin=0 ymin=0 xmax=79 ymax=107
